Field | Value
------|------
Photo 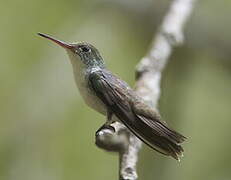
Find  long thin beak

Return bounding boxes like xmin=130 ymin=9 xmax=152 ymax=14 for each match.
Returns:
xmin=37 ymin=33 xmax=73 ymax=49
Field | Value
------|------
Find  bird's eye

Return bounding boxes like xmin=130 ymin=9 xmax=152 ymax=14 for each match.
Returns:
xmin=79 ymin=46 xmax=90 ymax=53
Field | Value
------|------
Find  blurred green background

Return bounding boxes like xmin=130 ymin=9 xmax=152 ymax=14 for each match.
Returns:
xmin=1 ymin=0 xmax=231 ymax=179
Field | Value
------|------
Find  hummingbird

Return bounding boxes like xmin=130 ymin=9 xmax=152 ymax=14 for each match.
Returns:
xmin=38 ymin=33 xmax=186 ymax=160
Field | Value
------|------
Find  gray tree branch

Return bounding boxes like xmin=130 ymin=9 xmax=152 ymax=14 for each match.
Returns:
xmin=95 ymin=0 xmax=197 ymax=179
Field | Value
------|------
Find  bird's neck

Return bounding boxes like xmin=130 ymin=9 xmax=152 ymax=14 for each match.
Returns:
xmin=67 ymin=50 xmax=105 ymax=72
xmin=67 ymin=50 xmax=105 ymax=82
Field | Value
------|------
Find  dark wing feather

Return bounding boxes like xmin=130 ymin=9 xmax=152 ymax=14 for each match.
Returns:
xmin=89 ymin=70 xmax=186 ymax=160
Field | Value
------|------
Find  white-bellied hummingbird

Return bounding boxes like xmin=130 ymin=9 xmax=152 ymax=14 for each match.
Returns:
xmin=38 ymin=33 xmax=186 ymax=160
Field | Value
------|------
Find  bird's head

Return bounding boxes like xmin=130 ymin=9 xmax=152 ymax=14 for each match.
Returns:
xmin=38 ymin=33 xmax=105 ymax=69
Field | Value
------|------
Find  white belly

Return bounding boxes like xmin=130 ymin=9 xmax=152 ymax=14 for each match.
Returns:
xmin=75 ymin=71 xmax=107 ymax=115
xmin=68 ymin=51 xmax=107 ymax=115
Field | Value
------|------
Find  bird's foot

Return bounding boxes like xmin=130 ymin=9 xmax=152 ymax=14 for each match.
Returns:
xmin=95 ymin=124 xmax=115 ymax=136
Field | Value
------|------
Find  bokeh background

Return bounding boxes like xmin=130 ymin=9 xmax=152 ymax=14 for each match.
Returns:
xmin=1 ymin=0 xmax=231 ymax=180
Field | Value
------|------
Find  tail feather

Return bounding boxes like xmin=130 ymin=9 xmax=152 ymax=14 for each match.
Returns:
xmin=140 ymin=115 xmax=186 ymax=144
xmin=121 ymin=114 xmax=186 ymax=160
xmin=109 ymin=97 xmax=186 ymax=160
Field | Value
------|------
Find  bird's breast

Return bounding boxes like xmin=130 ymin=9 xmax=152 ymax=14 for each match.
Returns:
xmin=73 ymin=67 xmax=107 ymax=115
xmin=67 ymin=51 xmax=107 ymax=115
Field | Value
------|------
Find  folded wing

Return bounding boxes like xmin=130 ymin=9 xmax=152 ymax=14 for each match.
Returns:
xmin=89 ymin=70 xmax=186 ymax=160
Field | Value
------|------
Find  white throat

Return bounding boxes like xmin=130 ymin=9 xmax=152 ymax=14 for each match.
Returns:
xmin=66 ymin=50 xmax=106 ymax=115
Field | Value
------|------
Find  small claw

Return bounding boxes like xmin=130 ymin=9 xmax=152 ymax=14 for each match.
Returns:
xmin=107 ymin=125 xmax=116 ymax=132
xmin=95 ymin=124 xmax=115 ymax=136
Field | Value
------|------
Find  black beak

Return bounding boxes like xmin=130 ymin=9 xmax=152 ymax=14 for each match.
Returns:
xmin=38 ymin=33 xmax=74 ymax=50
